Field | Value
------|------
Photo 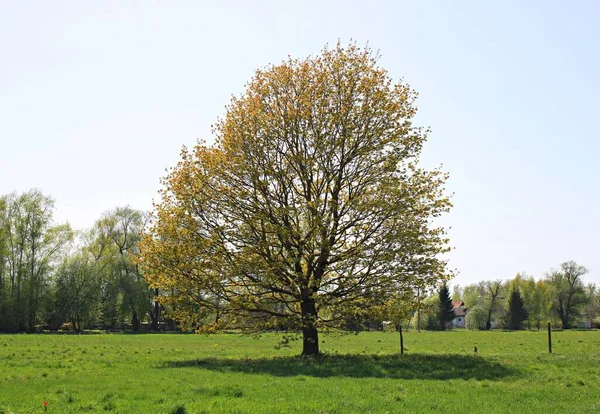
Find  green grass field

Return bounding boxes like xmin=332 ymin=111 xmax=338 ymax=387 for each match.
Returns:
xmin=0 ymin=330 xmax=598 ymax=413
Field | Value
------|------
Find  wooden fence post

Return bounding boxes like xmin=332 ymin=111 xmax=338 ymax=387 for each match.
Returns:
xmin=399 ymin=325 xmax=404 ymax=355
xmin=547 ymin=322 xmax=552 ymax=353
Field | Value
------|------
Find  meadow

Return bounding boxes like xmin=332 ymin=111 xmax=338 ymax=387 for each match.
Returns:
xmin=0 ymin=330 xmax=598 ymax=413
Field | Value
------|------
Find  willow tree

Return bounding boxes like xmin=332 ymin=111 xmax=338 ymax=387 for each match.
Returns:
xmin=139 ymin=43 xmax=452 ymax=356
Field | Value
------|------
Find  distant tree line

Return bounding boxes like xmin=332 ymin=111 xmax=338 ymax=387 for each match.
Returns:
xmin=1 ymin=190 xmax=597 ymax=334
xmin=0 ymin=190 xmax=169 ymax=333
xmin=414 ymin=262 xmax=598 ymax=331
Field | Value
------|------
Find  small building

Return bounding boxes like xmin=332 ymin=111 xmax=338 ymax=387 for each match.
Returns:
xmin=452 ymin=300 xmax=468 ymax=328
xmin=578 ymin=321 xmax=592 ymax=329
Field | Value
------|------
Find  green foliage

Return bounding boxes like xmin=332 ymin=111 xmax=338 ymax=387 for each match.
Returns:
xmin=437 ymin=283 xmax=455 ymax=330
xmin=465 ymin=306 xmax=487 ymax=330
xmin=546 ymin=261 xmax=588 ymax=329
xmin=462 ymin=284 xmax=488 ymax=330
xmin=507 ymin=273 xmax=554 ymax=330
xmin=92 ymin=207 xmax=151 ymax=332
xmin=54 ymin=255 xmax=102 ymax=331
xmin=0 ymin=196 xmax=162 ymax=334
xmin=140 ymin=43 xmax=452 ymax=355
xmin=460 ymin=281 xmax=506 ymax=330
xmin=582 ymin=284 xmax=600 ymax=324
xmin=413 ymin=294 xmax=440 ymax=331
xmin=504 ymin=289 xmax=528 ymax=330
xmin=0 ymin=190 xmax=73 ymax=332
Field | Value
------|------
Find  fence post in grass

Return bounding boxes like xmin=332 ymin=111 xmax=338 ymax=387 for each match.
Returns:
xmin=547 ymin=322 xmax=552 ymax=353
xmin=417 ymin=287 xmax=421 ymax=333
xmin=399 ymin=325 xmax=404 ymax=355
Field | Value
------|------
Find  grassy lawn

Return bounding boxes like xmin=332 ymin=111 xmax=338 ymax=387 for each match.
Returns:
xmin=0 ymin=330 xmax=599 ymax=413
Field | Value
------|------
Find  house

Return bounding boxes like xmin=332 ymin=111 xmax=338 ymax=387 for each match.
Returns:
xmin=452 ymin=301 xmax=468 ymax=328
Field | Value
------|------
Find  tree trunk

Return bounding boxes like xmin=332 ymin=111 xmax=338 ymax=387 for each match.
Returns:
xmin=166 ymin=318 xmax=175 ymax=331
xmin=149 ymin=310 xmax=157 ymax=331
xmin=150 ymin=288 xmax=160 ymax=331
xmin=399 ymin=325 xmax=404 ymax=355
xmin=561 ymin=314 xmax=570 ymax=329
xmin=132 ymin=309 xmax=140 ymax=332
xmin=485 ymin=310 xmax=492 ymax=330
xmin=300 ymin=300 xmax=319 ymax=356
xmin=557 ymin=305 xmax=569 ymax=329
xmin=28 ymin=312 xmax=35 ymax=332
xmin=417 ymin=288 xmax=421 ymax=333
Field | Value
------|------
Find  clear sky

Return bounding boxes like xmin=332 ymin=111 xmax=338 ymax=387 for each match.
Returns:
xmin=1 ymin=1 xmax=598 ymax=286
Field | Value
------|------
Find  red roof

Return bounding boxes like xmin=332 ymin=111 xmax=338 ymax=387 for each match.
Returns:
xmin=452 ymin=301 xmax=467 ymax=317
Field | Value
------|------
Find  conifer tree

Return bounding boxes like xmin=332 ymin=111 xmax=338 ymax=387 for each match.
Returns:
xmin=505 ymin=289 xmax=528 ymax=330
xmin=438 ymin=283 xmax=455 ymax=331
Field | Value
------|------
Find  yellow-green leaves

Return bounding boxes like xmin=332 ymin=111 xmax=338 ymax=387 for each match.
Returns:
xmin=139 ymin=42 xmax=452 ymax=340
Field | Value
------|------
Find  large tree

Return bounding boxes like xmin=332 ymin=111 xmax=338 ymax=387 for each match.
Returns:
xmin=483 ymin=280 xmax=505 ymax=330
xmin=532 ymin=279 xmax=555 ymax=329
xmin=48 ymin=206 xmax=156 ymax=333
xmin=139 ymin=43 xmax=452 ymax=355
xmin=0 ymin=190 xmax=72 ymax=332
xmin=54 ymin=254 xmax=102 ymax=332
xmin=93 ymin=207 xmax=152 ymax=331
xmin=547 ymin=261 xmax=588 ymax=329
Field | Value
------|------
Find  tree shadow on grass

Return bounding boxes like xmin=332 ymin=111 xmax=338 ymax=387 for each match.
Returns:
xmin=158 ymin=354 xmax=519 ymax=381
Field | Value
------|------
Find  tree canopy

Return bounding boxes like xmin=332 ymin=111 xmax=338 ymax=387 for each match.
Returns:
xmin=547 ymin=261 xmax=588 ymax=329
xmin=0 ymin=190 xmax=72 ymax=332
xmin=139 ymin=43 xmax=452 ymax=355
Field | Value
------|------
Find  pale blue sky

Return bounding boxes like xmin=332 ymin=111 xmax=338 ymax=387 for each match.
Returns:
xmin=1 ymin=1 xmax=598 ymax=285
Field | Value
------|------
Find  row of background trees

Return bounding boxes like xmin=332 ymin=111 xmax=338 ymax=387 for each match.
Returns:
xmin=417 ymin=262 xmax=599 ymax=331
xmin=0 ymin=190 xmax=598 ymax=333
xmin=0 ymin=189 xmax=165 ymax=333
